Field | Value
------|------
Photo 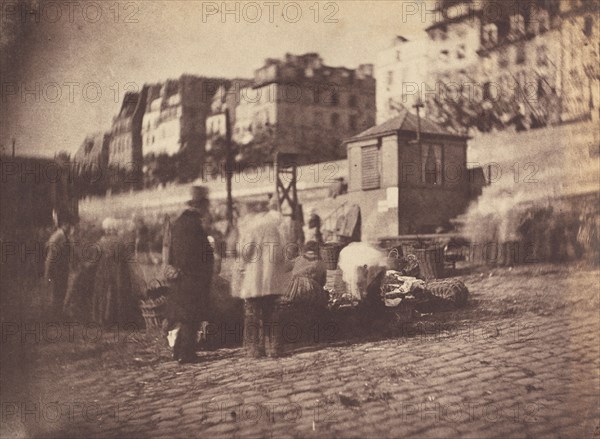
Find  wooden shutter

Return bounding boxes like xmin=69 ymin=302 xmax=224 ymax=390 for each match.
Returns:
xmin=361 ymin=145 xmax=380 ymax=190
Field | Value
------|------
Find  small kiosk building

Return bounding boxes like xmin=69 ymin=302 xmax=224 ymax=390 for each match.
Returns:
xmin=343 ymin=110 xmax=471 ymax=241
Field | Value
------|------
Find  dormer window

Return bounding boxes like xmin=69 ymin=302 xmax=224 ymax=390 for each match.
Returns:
xmin=510 ymin=14 xmax=525 ymax=37
xmin=483 ymin=23 xmax=498 ymax=46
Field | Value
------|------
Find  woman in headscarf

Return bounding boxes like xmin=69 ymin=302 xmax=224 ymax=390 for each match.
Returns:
xmin=91 ymin=218 xmax=141 ymax=328
xmin=279 ymin=241 xmax=329 ymax=349
xmin=284 ymin=241 xmax=328 ymax=307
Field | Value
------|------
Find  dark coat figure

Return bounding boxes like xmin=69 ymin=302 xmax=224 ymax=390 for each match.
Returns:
xmin=44 ymin=225 xmax=71 ymax=319
xmin=307 ymin=211 xmax=323 ymax=244
xmin=91 ymin=229 xmax=140 ymax=327
xmin=166 ymin=187 xmax=214 ymax=363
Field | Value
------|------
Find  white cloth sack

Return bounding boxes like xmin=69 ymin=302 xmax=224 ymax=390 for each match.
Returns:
xmin=338 ymin=242 xmax=387 ymax=301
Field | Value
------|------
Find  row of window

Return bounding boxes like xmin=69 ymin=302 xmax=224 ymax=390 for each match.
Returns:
xmin=111 ymin=136 xmax=130 ymax=156
xmin=496 ymin=43 xmax=549 ymax=68
xmin=237 ymin=112 xmax=363 ymax=134
xmin=483 ymin=13 xmax=594 ymax=47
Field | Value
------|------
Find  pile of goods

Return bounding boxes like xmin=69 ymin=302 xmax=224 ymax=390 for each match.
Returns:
xmin=380 ymin=271 xmax=425 ymax=308
xmin=380 ymin=271 xmax=469 ymax=312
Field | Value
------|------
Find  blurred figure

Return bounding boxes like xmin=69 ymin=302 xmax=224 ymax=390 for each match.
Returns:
xmin=234 ymin=196 xmax=291 ymax=358
xmin=165 ymin=186 xmax=214 ymax=363
xmin=161 ymin=214 xmax=171 ymax=268
xmin=91 ymin=218 xmax=140 ymax=328
xmin=44 ymin=216 xmax=72 ymax=319
xmin=306 ymin=208 xmax=323 ymax=244
xmin=132 ymin=214 xmax=150 ymax=263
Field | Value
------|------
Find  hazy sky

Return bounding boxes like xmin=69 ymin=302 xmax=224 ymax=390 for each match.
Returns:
xmin=2 ymin=0 xmax=433 ymax=157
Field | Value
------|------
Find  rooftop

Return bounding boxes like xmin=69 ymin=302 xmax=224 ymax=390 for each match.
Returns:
xmin=346 ymin=109 xmax=466 ymax=143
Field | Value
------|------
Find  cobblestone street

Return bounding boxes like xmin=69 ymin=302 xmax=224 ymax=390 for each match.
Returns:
xmin=3 ymin=264 xmax=599 ymax=439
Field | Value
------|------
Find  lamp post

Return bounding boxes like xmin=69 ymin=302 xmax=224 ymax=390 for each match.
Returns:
xmin=224 ymin=108 xmax=234 ymax=232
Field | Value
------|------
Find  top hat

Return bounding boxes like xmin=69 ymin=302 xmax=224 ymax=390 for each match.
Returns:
xmin=187 ymin=186 xmax=210 ymax=208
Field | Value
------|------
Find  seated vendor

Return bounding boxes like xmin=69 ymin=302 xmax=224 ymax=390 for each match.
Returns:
xmin=284 ymin=241 xmax=328 ymax=308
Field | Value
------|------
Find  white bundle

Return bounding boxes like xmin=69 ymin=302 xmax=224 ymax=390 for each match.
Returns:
xmin=338 ymin=242 xmax=387 ymax=300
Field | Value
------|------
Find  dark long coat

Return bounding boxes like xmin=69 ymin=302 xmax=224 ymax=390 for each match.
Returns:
xmin=167 ymin=209 xmax=214 ymax=323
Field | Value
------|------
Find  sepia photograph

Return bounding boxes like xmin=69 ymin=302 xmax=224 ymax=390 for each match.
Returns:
xmin=1 ymin=0 xmax=599 ymax=437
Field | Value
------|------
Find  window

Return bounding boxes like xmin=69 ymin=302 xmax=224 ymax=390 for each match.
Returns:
xmin=387 ymin=71 xmax=394 ymax=86
xmin=313 ymin=88 xmax=320 ymax=105
xmin=349 ymin=95 xmax=358 ymax=108
xmin=361 ymin=145 xmax=380 ymax=190
xmin=483 ymin=82 xmax=493 ymax=101
xmin=396 ymin=50 xmax=401 ymax=61
xmin=537 ymin=78 xmax=547 ymax=99
xmin=84 ymin=141 xmax=94 ymax=154
xmin=330 ymin=90 xmax=339 ymax=106
xmin=510 ymin=14 xmax=525 ymax=37
xmin=349 ymin=115 xmax=358 ymax=131
xmin=440 ymin=50 xmax=450 ymax=63
xmin=456 ymin=44 xmax=466 ymax=60
xmin=483 ymin=23 xmax=498 ymax=46
xmin=537 ymin=45 xmax=548 ymax=66
xmin=330 ymin=113 xmax=339 ymax=127
xmin=584 ymin=15 xmax=593 ymax=37
xmin=421 ymin=144 xmax=442 ymax=185
xmin=516 ymin=44 xmax=526 ymax=64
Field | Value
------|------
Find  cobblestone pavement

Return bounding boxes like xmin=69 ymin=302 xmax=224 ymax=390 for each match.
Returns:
xmin=2 ymin=265 xmax=600 ymax=438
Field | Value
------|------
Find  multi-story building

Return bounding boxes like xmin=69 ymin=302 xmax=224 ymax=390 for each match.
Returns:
xmin=376 ymin=35 xmax=433 ymax=124
xmin=233 ymin=53 xmax=376 ymax=162
xmin=557 ymin=0 xmax=599 ymax=122
xmin=73 ymin=131 xmax=111 ymax=196
xmin=376 ymin=0 xmax=598 ymax=129
xmin=205 ymin=78 xmax=253 ymax=144
xmin=141 ymin=75 xmax=229 ymax=158
xmin=108 ymin=88 xmax=148 ymax=189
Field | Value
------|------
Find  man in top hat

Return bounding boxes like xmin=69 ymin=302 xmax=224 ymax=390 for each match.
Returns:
xmin=166 ymin=186 xmax=214 ymax=363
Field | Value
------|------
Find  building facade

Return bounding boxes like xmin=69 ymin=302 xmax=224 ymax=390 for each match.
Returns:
xmin=376 ymin=0 xmax=599 ymax=130
xmin=108 ymin=88 xmax=148 ymax=189
xmin=73 ymin=131 xmax=111 ymax=196
xmin=141 ymin=75 xmax=229 ymax=158
xmin=376 ymin=36 xmax=433 ymax=124
xmin=233 ymin=53 xmax=376 ymax=162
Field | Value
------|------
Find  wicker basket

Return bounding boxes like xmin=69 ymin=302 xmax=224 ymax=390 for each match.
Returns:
xmin=321 ymin=243 xmax=343 ymax=270
xmin=425 ymin=279 xmax=469 ymax=307
xmin=139 ymin=295 xmax=167 ymax=329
